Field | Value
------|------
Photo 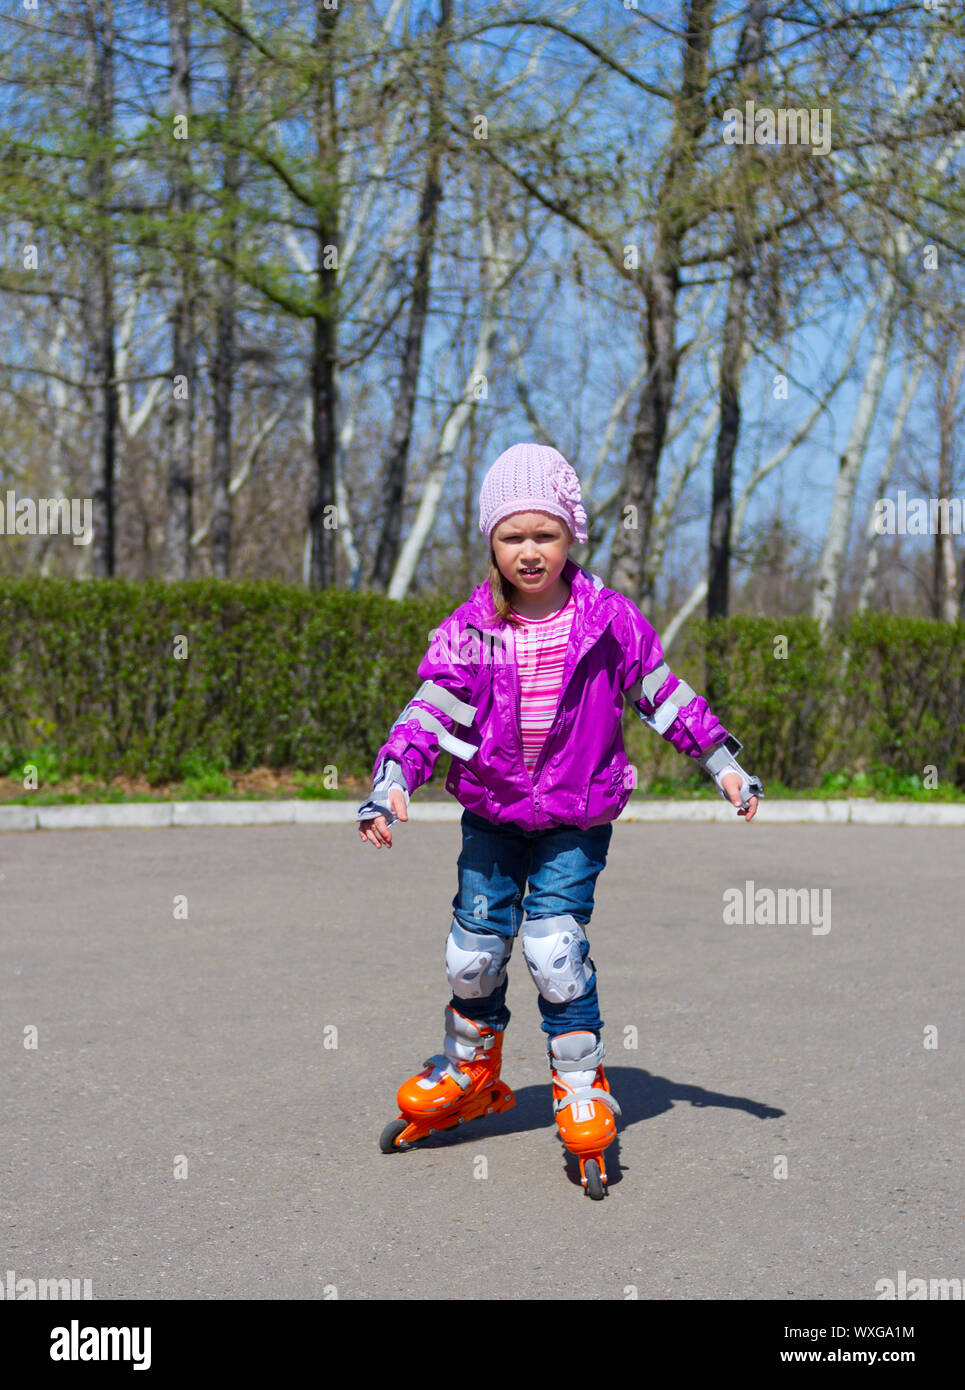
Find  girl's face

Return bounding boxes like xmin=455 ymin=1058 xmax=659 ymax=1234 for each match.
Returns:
xmin=491 ymin=512 xmax=572 ymax=596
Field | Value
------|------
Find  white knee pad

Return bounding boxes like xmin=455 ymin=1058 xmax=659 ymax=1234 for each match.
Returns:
xmin=521 ymin=914 xmax=594 ymax=1004
xmin=445 ymin=920 xmax=512 ymax=999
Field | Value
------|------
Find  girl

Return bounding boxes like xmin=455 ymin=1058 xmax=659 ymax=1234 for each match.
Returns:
xmin=357 ymin=442 xmax=763 ymax=1198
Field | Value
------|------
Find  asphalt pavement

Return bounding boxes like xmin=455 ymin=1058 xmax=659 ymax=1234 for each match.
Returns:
xmin=1 ymin=818 xmax=962 ymax=1300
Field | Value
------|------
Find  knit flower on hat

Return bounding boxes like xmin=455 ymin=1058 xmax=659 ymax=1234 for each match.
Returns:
xmin=546 ymin=454 xmax=588 ymax=544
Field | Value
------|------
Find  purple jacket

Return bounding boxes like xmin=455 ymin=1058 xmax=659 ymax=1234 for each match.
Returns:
xmin=370 ymin=558 xmax=734 ymax=832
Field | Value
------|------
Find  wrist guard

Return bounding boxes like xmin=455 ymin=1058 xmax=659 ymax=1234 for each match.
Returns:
xmin=357 ymin=757 xmax=411 ymax=827
xmin=697 ymin=735 xmax=764 ymax=812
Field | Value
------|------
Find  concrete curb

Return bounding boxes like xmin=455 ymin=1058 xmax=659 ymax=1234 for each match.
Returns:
xmin=36 ymin=803 xmax=173 ymax=831
xmin=3 ymin=797 xmax=965 ymax=832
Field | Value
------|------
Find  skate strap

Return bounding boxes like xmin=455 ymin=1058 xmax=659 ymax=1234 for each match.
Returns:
xmin=550 ymin=1042 xmax=606 ymax=1073
xmin=422 ymin=1055 xmax=471 ymax=1092
xmin=445 ymin=1014 xmax=497 ymax=1050
xmin=554 ymin=1086 xmax=622 ymax=1118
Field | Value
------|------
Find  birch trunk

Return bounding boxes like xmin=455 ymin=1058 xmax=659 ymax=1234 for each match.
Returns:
xmin=813 ymin=35 xmax=960 ymax=628
xmin=934 ymin=334 xmax=965 ymax=622
xmin=115 ymin=276 xmax=166 ymax=442
xmin=856 ymin=351 xmax=926 ymax=612
xmin=811 ymin=282 xmax=898 ymax=630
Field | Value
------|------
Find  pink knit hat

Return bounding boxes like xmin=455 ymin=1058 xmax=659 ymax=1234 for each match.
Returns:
xmin=478 ymin=442 xmax=588 ymax=544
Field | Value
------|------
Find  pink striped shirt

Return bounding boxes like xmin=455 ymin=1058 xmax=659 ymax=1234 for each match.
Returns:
xmin=510 ymin=592 xmax=576 ymax=774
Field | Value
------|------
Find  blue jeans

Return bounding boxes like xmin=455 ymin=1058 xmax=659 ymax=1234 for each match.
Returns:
xmin=449 ymin=808 xmax=613 ymax=1041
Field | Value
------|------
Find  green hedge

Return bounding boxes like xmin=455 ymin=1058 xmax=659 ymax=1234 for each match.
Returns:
xmin=0 ymin=579 xmax=452 ymax=783
xmin=633 ymin=612 xmax=965 ymax=792
xmin=0 ymin=580 xmax=963 ymax=790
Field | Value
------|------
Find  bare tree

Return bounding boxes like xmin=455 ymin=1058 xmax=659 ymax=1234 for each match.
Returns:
xmin=387 ymin=167 xmax=515 ymax=600
xmin=661 ymin=302 xmax=874 ymax=653
xmin=371 ymin=0 xmax=452 ymax=592
xmin=932 ymin=316 xmax=965 ymax=622
xmin=307 ymin=0 xmax=341 ymax=591
xmin=209 ymin=11 xmax=246 ymax=578
xmin=163 ymin=0 xmax=195 ymax=578
xmin=706 ymin=1 xmax=766 ymax=620
xmin=609 ymin=0 xmax=717 ymax=602
xmin=83 ymin=0 xmax=118 ymax=577
xmin=811 ymin=20 xmax=965 ymax=629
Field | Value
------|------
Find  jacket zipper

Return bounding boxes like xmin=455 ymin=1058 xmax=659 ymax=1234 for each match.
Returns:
xmin=511 ymin=661 xmax=539 ymax=814
xmin=512 ymin=622 xmax=578 ymax=818
xmin=504 ymin=586 xmax=614 ymax=819
xmin=520 ymin=625 xmax=607 ymax=819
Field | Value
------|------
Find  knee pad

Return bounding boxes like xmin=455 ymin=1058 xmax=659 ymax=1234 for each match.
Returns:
xmin=445 ymin=920 xmax=512 ymax=999
xmin=521 ymin=914 xmax=594 ymax=1004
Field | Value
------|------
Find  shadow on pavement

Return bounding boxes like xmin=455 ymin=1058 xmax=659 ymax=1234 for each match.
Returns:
xmin=380 ymin=1068 xmax=785 ymax=1192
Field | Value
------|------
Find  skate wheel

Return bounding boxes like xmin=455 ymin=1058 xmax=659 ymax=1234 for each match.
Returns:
xmin=379 ymin=1118 xmax=411 ymax=1154
xmin=583 ymin=1158 xmax=605 ymax=1200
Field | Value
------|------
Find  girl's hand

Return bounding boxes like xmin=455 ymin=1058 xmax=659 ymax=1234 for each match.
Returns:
xmin=358 ymin=788 xmax=409 ymax=847
xmin=720 ymin=771 xmax=758 ymax=821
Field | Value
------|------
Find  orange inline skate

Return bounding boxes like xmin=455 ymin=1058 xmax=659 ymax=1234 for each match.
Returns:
xmin=550 ymin=1031 xmax=621 ymax=1199
xmin=379 ymin=1006 xmax=515 ymax=1152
